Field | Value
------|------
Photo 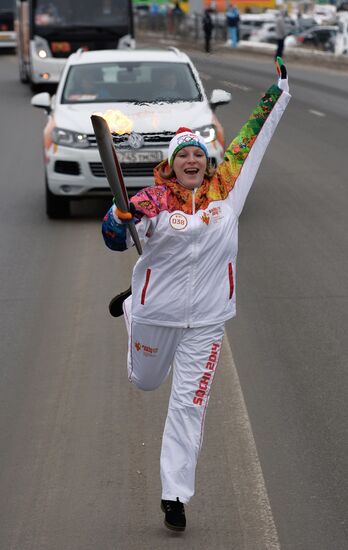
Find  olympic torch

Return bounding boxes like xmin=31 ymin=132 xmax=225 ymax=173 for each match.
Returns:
xmin=90 ymin=114 xmax=142 ymax=255
xmin=91 ymin=114 xmax=142 ymax=316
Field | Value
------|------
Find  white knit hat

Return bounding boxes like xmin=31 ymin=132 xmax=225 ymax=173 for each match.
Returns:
xmin=168 ymin=127 xmax=209 ymax=166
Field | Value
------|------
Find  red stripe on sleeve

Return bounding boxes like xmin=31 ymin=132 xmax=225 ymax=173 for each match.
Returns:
xmin=141 ymin=268 xmax=152 ymax=305
xmin=228 ymin=262 xmax=234 ymax=299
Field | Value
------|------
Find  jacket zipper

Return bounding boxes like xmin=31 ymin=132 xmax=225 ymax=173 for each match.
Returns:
xmin=186 ymin=188 xmax=197 ymax=327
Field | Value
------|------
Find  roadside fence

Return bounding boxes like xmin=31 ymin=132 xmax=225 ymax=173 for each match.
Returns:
xmin=134 ymin=11 xmax=228 ymax=44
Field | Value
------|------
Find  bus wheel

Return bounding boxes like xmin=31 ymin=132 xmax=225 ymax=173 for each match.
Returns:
xmin=46 ymin=179 xmax=70 ymax=219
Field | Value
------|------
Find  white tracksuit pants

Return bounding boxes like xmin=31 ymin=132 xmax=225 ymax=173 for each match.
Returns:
xmin=123 ymin=296 xmax=224 ymax=504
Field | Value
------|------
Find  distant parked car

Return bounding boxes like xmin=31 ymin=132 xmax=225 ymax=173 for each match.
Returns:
xmin=239 ymin=13 xmax=276 ymax=41
xmin=285 ymin=25 xmax=339 ymax=52
xmin=250 ymin=19 xmax=297 ymax=43
xmin=295 ymin=16 xmax=318 ymax=33
xmin=312 ymin=4 xmax=337 ymax=25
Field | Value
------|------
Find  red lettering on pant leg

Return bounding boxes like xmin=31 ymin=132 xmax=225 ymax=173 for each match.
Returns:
xmin=193 ymin=396 xmax=203 ymax=405
xmin=193 ymin=342 xmax=221 ymax=405
xmin=199 ymin=380 xmax=208 ymax=391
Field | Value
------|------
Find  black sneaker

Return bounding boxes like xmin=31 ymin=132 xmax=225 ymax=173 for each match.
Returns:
xmin=108 ymin=286 xmax=132 ymax=317
xmin=161 ymin=498 xmax=186 ymax=532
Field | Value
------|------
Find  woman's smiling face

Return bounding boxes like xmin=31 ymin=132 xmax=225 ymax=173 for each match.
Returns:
xmin=173 ymin=146 xmax=207 ymax=189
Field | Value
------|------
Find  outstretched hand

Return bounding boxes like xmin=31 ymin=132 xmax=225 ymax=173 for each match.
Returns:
xmin=275 ymin=56 xmax=287 ymax=79
xmin=275 ymin=56 xmax=289 ymax=93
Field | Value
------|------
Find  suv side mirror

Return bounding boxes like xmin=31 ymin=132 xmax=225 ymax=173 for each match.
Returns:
xmin=31 ymin=92 xmax=52 ymax=113
xmin=209 ymin=89 xmax=232 ymax=111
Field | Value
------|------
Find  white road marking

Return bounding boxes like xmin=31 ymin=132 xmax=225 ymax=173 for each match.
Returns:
xmin=221 ymin=80 xmax=251 ymax=91
xmin=309 ymin=109 xmax=326 ymax=117
xmin=218 ymin=336 xmax=281 ymax=549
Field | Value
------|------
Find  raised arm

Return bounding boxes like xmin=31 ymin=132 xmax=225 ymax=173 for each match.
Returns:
xmin=215 ymin=57 xmax=291 ymax=216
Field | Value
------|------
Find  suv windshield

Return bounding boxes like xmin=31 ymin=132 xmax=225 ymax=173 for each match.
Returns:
xmin=62 ymin=62 xmax=202 ymax=104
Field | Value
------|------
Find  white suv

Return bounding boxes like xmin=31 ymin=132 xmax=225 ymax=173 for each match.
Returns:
xmin=31 ymin=48 xmax=231 ymax=218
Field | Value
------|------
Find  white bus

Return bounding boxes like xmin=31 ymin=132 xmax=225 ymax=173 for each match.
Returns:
xmin=16 ymin=0 xmax=134 ymax=89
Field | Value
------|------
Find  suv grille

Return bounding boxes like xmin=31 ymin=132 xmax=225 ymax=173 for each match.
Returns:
xmin=87 ymin=132 xmax=175 ymax=148
xmin=90 ymin=162 xmax=158 ymax=178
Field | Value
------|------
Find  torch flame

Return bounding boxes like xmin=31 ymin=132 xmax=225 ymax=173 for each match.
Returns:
xmin=94 ymin=109 xmax=134 ymax=135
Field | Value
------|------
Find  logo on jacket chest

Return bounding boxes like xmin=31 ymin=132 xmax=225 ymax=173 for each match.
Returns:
xmin=200 ymin=206 xmax=223 ymax=225
xmin=169 ymin=213 xmax=188 ymax=230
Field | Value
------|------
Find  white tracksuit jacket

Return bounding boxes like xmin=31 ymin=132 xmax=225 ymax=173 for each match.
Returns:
xmin=102 ymin=81 xmax=291 ymax=328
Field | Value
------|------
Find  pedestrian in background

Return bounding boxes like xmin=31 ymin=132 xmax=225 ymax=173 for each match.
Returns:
xmin=102 ymin=59 xmax=290 ymax=533
xmin=202 ymin=8 xmax=214 ymax=53
xmin=172 ymin=1 xmax=184 ymax=35
xmin=149 ymin=2 xmax=159 ymax=31
xmin=226 ymin=3 xmax=240 ymax=48
xmin=275 ymin=10 xmax=287 ymax=59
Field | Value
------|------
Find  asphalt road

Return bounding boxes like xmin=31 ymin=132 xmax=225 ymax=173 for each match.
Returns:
xmin=189 ymin=50 xmax=348 ymax=549
xmin=0 ymin=46 xmax=348 ymax=550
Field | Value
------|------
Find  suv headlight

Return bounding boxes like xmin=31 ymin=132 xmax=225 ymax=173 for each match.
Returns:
xmin=34 ymin=35 xmax=51 ymax=59
xmin=52 ymin=128 xmax=89 ymax=148
xmin=194 ymin=125 xmax=216 ymax=144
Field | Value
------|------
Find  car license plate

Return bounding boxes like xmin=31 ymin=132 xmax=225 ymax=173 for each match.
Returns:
xmin=116 ymin=150 xmax=163 ymax=163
